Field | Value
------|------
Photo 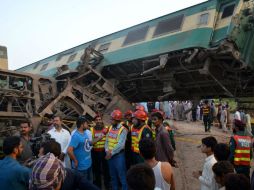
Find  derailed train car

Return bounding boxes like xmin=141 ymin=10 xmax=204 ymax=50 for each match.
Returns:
xmin=1 ymin=0 xmax=254 ymax=135
xmin=0 ymin=61 xmax=131 ymax=138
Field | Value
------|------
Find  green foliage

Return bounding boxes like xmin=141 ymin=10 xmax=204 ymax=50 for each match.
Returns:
xmin=213 ymin=98 xmax=237 ymax=112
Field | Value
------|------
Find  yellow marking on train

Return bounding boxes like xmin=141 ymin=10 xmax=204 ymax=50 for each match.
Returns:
xmin=175 ymin=137 xmax=201 ymax=145
xmin=111 ymin=9 xmax=217 ymax=51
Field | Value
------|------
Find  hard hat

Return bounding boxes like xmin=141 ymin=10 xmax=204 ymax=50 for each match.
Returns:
xmin=133 ymin=110 xmax=147 ymax=121
xmin=111 ymin=110 xmax=122 ymax=121
xmin=124 ymin=110 xmax=133 ymax=118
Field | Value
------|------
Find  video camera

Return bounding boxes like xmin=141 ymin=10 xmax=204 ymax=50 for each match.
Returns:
xmin=30 ymin=133 xmax=54 ymax=156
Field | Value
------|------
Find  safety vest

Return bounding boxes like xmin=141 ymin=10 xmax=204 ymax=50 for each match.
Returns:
xmin=233 ymin=135 xmax=252 ymax=166
xmin=151 ymin=126 xmax=156 ymax=140
xmin=107 ymin=125 xmax=126 ymax=151
xmin=203 ymin=105 xmax=210 ymax=116
xmin=122 ymin=121 xmax=133 ymax=131
xmin=91 ymin=126 xmax=108 ymax=151
xmin=131 ymin=125 xmax=150 ymax=153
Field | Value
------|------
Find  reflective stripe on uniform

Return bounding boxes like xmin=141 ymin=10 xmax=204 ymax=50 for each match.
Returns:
xmin=131 ymin=125 xmax=149 ymax=153
xmin=91 ymin=127 xmax=108 ymax=151
xmin=234 ymin=157 xmax=251 ymax=161
xmin=107 ymin=125 xmax=125 ymax=151
xmin=235 ymin=149 xmax=250 ymax=154
xmin=233 ymin=135 xmax=252 ymax=166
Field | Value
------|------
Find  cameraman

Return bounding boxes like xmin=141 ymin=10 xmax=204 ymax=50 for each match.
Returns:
xmin=18 ymin=121 xmax=33 ymax=164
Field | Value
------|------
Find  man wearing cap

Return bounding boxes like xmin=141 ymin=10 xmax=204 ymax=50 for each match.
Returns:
xmin=34 ymin=140 xmax=99 ymax=190
xmin=229 ymin=119 xmax=252 ymax=178
xmin=68 ymin=116 xmax=93 ymax=182
xmin=30 ymin=153 xmax=66 ymax=190
xmin=131 ymin=110 xmax=152 ymax=165
xmin=90 ymin=115 xmax=110 ymax=189
xmin=105 ymin=109 xmax=128 ymax=190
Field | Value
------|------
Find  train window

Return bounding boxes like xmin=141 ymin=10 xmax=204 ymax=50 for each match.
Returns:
xmin=153 ymin=14 xmax=184 ymax=37
xmin=221 ymin=4 xmax=235 ymax=19
xmin=0 ymin=50 xmax=3 ymax=56
xmin=33 ymin=62 xmax=40 ymax=69
xmin=56 ymin=49 xmax=75 ymax=61
xmin=199 ymin=13 xmax=209 ymax=25
xmin=56 ymin=55 xmax=62 ymax=61
xmin=0 ymin=75 xmax=7 ymax=88
xmin=98 ymin=43 xmax=111 ymax=53
xmin=40 ymin=63 xmax=49 ymax=71
xmin=9 ymin=77 xmax=26 ymax=90
xmin=67 ymin=53 xmax=77 ymax=64
xmin=122 ymin=26 xmax=149 ymax=46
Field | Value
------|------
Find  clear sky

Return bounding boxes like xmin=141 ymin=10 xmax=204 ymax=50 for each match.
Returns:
xmin=0 ymin=0 xmax=206 ymax=70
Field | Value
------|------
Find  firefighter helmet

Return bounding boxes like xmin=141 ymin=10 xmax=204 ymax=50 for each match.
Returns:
xmin=133 ymin=110 xmax=147 ymax=121
xmin=124 ymin=110 xmax=133 ymax=118
xmin=111 ymin=110 xmax=123 ymax=121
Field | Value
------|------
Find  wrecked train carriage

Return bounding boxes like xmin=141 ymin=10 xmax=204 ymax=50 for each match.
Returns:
xmin=0 ymin=61 xmax=132 ymax=136
xmin=0 ymin=69 xmax=57 ymax=135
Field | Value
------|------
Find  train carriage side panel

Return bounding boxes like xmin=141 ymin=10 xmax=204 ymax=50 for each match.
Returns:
xmin=16 ymin=0 xmax=218 ymax=77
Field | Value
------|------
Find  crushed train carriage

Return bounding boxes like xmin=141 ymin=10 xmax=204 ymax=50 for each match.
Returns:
xmin=1 ymin=0 xmax=254 ymax=148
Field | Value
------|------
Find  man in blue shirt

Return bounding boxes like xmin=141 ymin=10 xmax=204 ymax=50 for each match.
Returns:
xmin=68 ymin=116 xmax=93 ymax=182
xmin=0 ymin=136 xmax=31 ymax=190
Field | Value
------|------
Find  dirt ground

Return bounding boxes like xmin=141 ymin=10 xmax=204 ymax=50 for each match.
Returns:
xmin=172 ymin=120 xmax=231 ymax=190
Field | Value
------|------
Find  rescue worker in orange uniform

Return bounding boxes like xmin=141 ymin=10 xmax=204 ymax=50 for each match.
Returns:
xmin=131 ymin=110 xmax=152 ymax=165
xmin=136 ymin=104 xmax=150 ymax=126
xmin=123 ymin=110 xmax=133 ymax=170
xmin=105 ymin=109 xmax=128 ymax=190
xmin=229 ymin=119 xmax=252 ymax=178
xmin=91 ymin=115 xmax=110 ymax=189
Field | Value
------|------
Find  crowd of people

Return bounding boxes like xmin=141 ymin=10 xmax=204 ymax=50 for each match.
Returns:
xmin=0 ymin=102 xmax=254 ymax=190
xmin=0 ymin=105 xmax=177 ymax=190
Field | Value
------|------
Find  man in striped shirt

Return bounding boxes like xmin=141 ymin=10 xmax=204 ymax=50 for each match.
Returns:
xmin=202 ymin=100 xmax=212 ymax=132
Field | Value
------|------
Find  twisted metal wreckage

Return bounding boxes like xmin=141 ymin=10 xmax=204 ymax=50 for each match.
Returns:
xmin=0 ymin=47 xmax=131 ymax=139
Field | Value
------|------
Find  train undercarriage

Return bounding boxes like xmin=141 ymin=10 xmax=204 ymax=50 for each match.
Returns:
xmin=102 ymin=40 xmax=254 ymax=102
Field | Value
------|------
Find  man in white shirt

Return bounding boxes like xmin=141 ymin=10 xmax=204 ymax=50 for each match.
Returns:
xmin=220 ymin=106 xmax=228 ymax=133
xmin=234 ymin=110 xmax=241 ymax=121
xmin=47 ymin=116 xmax=71 ymax=168
xmin=193 ymin=136 xmax=218 ymax=190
